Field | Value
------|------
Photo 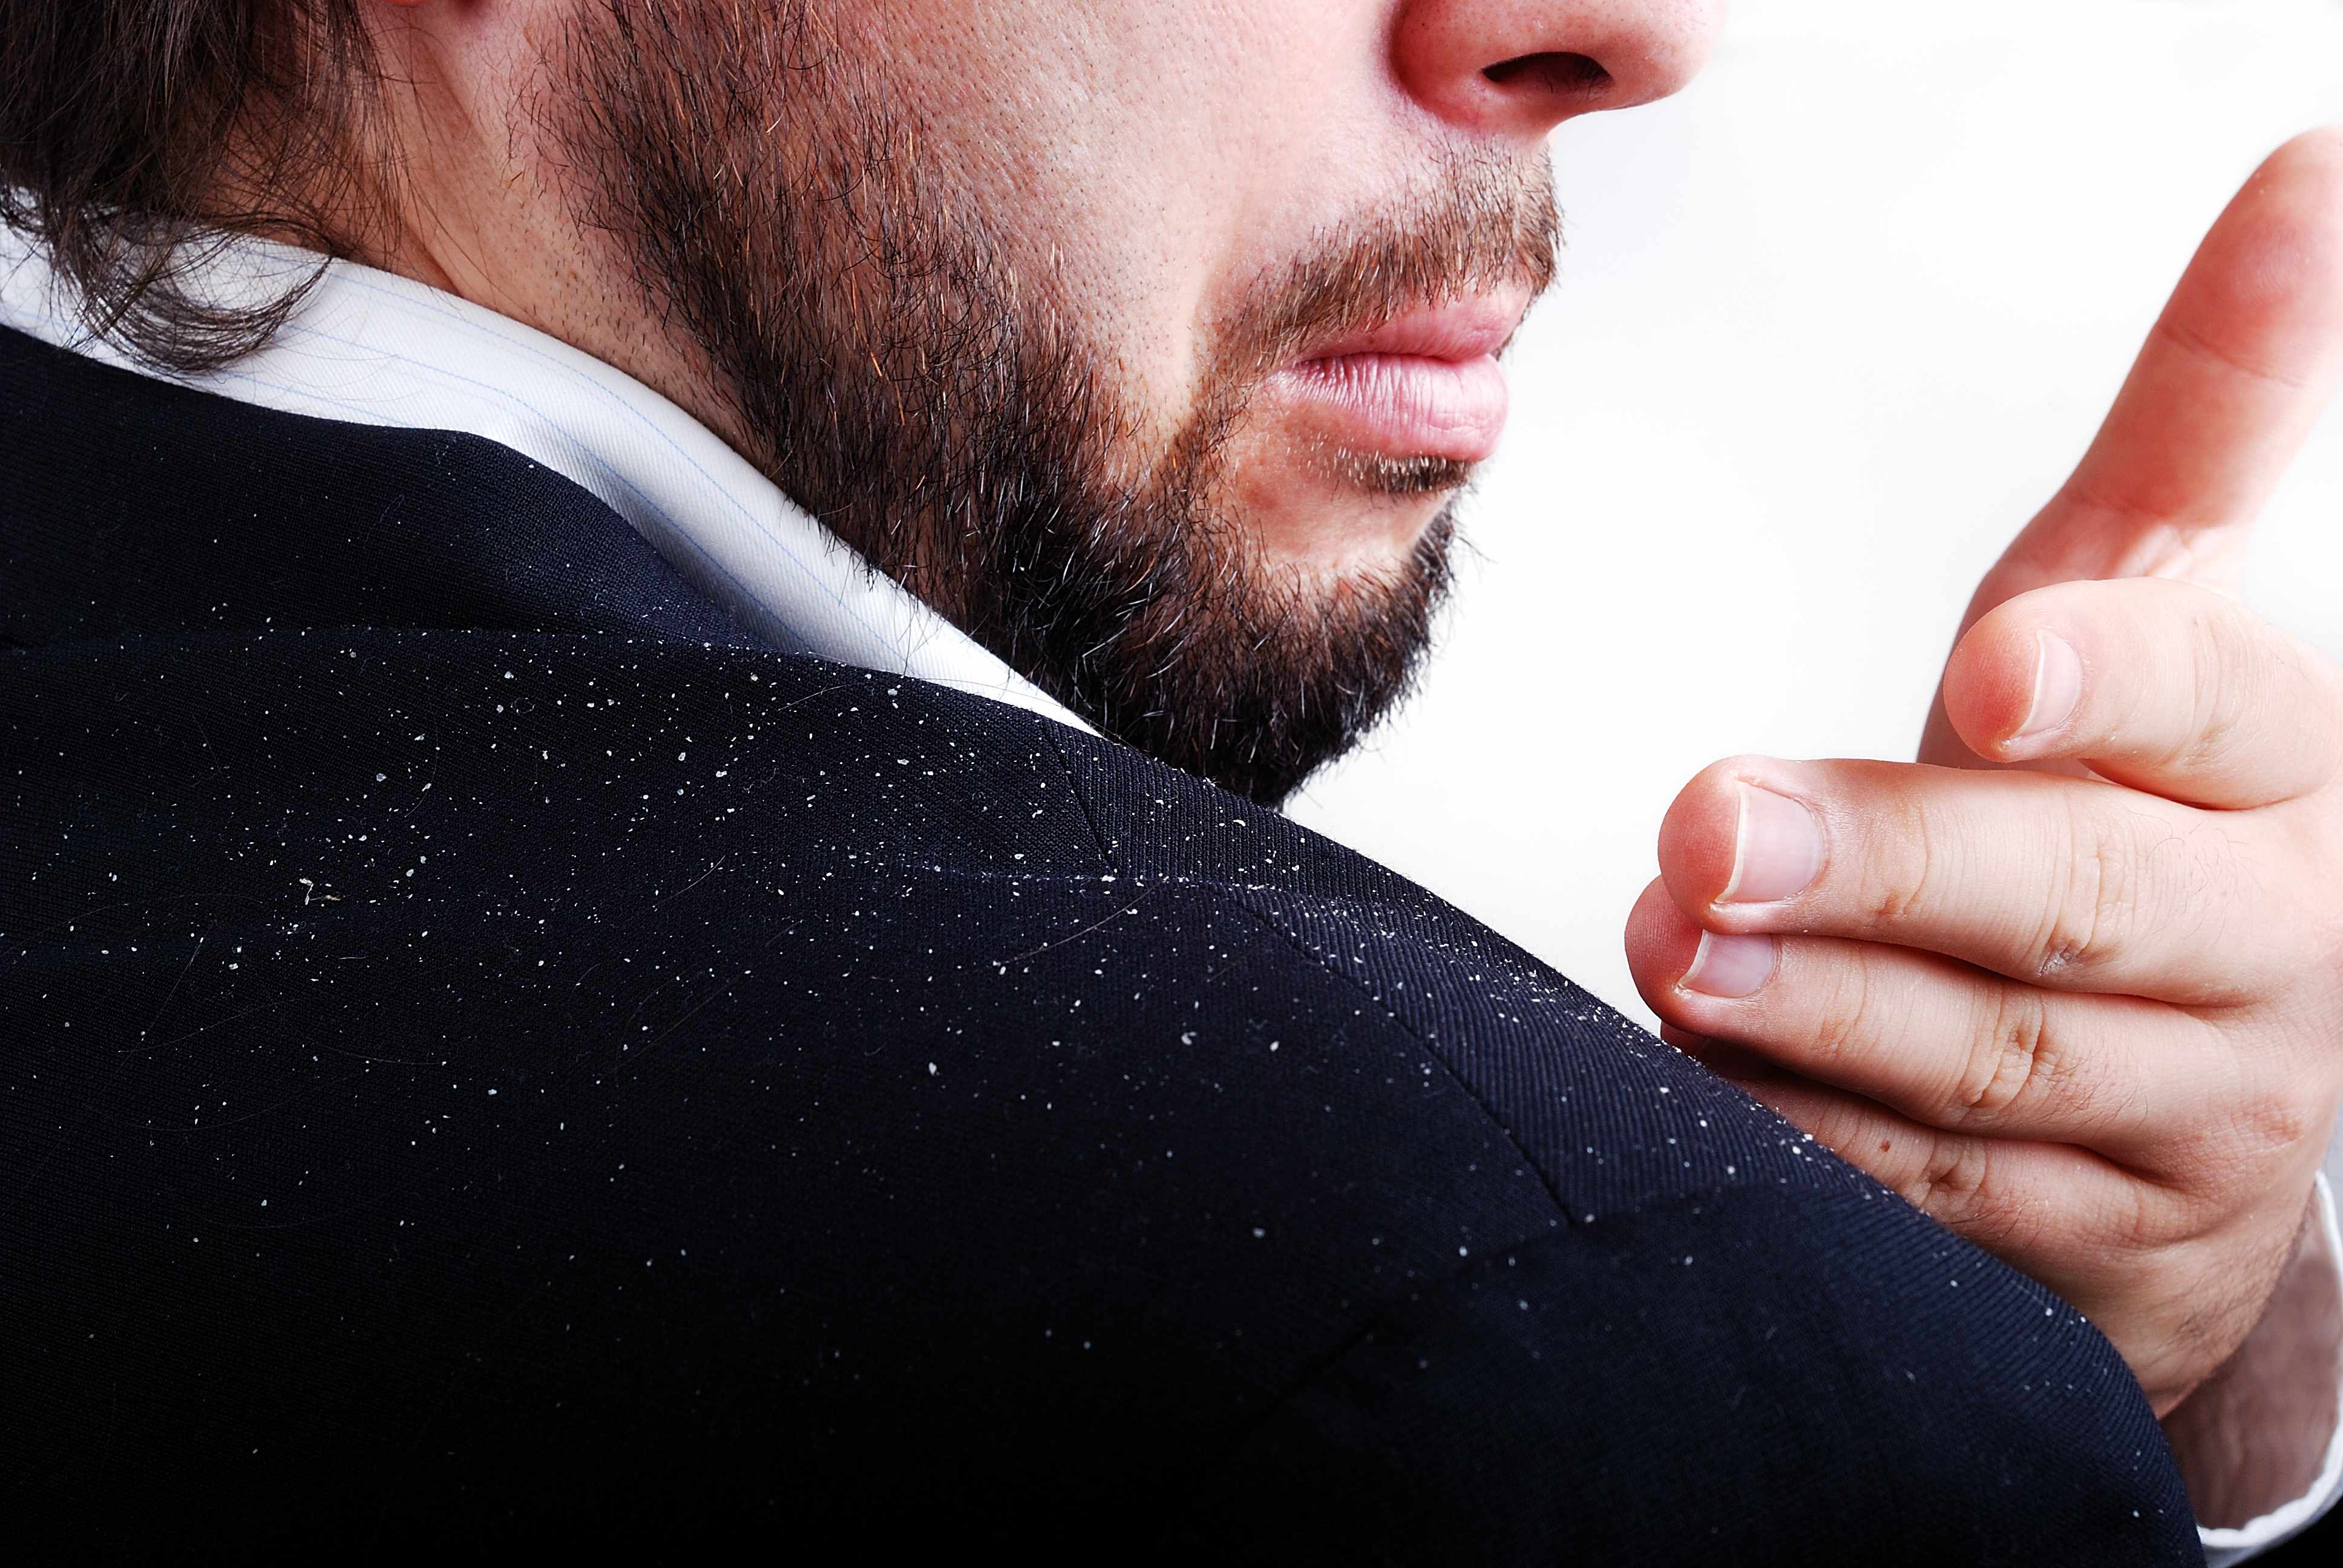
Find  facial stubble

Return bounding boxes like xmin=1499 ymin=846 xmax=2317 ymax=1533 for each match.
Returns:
xmin=551 ymin=1 xmax=1556 ymax=805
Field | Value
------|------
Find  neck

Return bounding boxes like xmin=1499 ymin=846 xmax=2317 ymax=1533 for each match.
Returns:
xmin=325 ymin=6 xmax=762 ymax=479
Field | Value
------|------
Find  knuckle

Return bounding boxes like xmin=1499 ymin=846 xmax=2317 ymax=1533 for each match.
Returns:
xmin=2211 ymin=1084 xmax=2320 ymax=1177
xmin=2111 ymin=1178 xmax=2184 ymax=1255
xmin=2154 ymin=1068 xmax=2318 ymax=1223
xmin=1855 ymin=793 xmax=1945 ymax=929
xmin=1806 ymin=958 xmax=1882 ymax=1072
xmin=1903 ymin=1135 xmax=1991 ymax=1221
xmin=1950 ymin=987 xmax=2059 ymax=1127
xmin=2029 ymin=801 xmax=2137 ymax=980
xmin=1906 ymin=1139 xmax=2040 ymax=1250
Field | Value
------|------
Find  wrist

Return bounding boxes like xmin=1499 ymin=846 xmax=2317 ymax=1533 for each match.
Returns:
xmin=2163 ymin=1186 xmax=2342 ymax=1530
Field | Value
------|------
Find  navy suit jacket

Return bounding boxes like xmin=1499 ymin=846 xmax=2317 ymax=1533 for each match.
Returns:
xmin=0 ymin=324 xmax=2201 ymax=1561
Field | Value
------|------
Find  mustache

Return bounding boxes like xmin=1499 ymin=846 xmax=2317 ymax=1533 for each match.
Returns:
xmin=1230 ymin=148 xmax=1562 ymax=380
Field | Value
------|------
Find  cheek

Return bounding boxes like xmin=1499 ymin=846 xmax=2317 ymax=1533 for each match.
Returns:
xmin=847 ymin=0 xmax=1403 ymax=438
xmin=838 ymin=4 xmax=1272 ymax=423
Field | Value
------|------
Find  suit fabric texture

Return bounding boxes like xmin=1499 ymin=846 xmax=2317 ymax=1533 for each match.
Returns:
xmin=0 ymin=325 xmax=2201 ymax=1561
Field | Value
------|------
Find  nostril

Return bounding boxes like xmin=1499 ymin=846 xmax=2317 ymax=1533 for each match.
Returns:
xmin=1483 ymin=51 xmax=1612 ymax=98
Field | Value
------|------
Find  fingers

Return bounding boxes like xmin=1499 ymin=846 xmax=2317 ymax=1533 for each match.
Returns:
xmin=1682 ymin=1038 xmax=2304 ymax=1416
xmin=2011 ymin=128 xmax=2343 ymax=589
xmin=1653 ymin=754 xmax=2302 ymax=1003
xmin=1942 ymin=576 xmax=2343 ymax=807
xmin=1653 ymin=1005 xmax=2154 ymax=1273
xmin=1627 ymin=879 xmax=2218 ymax=1158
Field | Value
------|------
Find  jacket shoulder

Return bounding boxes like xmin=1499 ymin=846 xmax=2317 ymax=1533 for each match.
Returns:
xmin=0 ymin=323 xmax=749 ymax=647
xmin=0 ymin=629 xmax=2192 ymax=1553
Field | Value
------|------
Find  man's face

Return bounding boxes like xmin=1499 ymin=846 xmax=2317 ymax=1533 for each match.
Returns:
xmin=546 ymin=1 xmax=1716 ymax=800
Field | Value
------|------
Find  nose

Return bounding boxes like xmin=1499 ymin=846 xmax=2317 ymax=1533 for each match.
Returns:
xmin=1393 ymin=0 xmax=1724 ymax=144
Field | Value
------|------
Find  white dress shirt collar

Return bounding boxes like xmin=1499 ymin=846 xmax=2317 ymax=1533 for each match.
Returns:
xmin=0 ymin=229 xmax=1089 ymax=733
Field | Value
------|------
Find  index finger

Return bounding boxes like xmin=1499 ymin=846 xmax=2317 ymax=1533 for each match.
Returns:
xmin=2010 ymin=129 xmax=2343 ymax=587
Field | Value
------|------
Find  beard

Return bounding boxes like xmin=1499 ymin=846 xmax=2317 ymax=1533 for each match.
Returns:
xmin=548 ymin=2 xmax=1557 ymax=805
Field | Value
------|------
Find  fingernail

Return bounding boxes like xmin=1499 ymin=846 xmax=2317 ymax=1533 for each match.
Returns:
xmin=1719 ymin=783 xmax=1822 ymax=904
xmin=2016 ymin=630 xmax=2083 ymax=740
xmin=1680 ymin=932 xmax=1777 ymax=998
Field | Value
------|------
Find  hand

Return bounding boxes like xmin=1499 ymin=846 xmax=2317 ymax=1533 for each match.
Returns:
xmin=1625 ymin=130 xmax=2343 ymax=1416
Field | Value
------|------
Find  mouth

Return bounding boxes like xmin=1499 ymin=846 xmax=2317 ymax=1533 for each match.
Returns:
xmin=1267 ymin=290 xmax=1532 ymax=469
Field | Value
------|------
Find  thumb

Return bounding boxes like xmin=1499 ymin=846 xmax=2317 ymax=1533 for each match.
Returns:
xmin=1921 ymin=128 xmax=2343 ymax=768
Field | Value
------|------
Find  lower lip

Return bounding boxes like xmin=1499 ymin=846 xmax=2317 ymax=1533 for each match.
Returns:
xmin=1274 ymin=352 xmax=1510 ymax=465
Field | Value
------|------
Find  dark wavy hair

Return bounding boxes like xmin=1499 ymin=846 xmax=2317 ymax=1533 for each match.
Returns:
xmin=0 ymin=1 xmax=383 ymax=371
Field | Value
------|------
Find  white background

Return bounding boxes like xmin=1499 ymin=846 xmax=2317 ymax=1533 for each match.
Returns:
xmin=1290 ymin=0 xmax=2343 ymax=1031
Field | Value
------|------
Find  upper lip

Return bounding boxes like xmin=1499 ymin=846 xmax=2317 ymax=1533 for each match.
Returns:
xmin=1294 ymin=289 xmax=1535 ymax=367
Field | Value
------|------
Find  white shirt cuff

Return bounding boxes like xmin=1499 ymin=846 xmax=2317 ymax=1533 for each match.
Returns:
xmin=2200 ymin=1172 xmax=2343 ymax=1564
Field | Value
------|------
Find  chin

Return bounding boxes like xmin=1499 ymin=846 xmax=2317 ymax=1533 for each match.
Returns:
xmin=1234 ymin=457 xmax=1470 ymax=578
